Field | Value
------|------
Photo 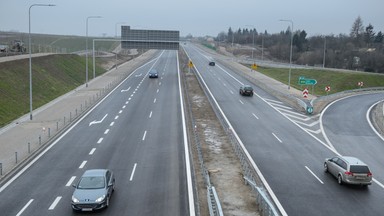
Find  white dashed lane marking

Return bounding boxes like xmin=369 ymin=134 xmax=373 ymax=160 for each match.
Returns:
xmin=97 ymin=138 xmax=103 ymax=144
xmin=104 ymin=129 xmax=109 ymax=134
xmin=89 ymin=148 xmax=96 ymax=155
xmin=79 ymin=161 xmax=87 ymax=169
xmin=142 ymin=131 xmax=147 ymax=141
xmin=16 ymin=199 xmax=34 ymax=216
xmin=130 ymin=163 xmax=137 ymax=181
xmin=110 ymin=122 xmax=115 ymax=127
xmin=149 ymin=111 xmax=153 ymax=118
xmin=48 ymin=196 xmax=62 ymax=210
xmin=66 ymin=176 xmax=76 ymax=187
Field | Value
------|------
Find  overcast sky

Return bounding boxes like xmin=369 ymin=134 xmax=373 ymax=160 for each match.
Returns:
xmin=1 ymin=0 xmax=383 ymax=38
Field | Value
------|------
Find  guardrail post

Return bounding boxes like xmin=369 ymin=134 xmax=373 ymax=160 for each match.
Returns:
xmin=70 ymin=112 xmax=72 ymax=122
xmin=56 ymin=122 xmax=59 ymax=131
xmin=81 ymin=104 xmax=83 ymax=112
xmin=48 ymin=128 xmax=51 ymax=138
xmin=15 ymin=152 xmax=18 ymax=163
xmin=39 ymin=135 xmax=41 ymax=145
xmin=0 ymin=163 xmax=2 ymax=175
xmin=64 ymin=116 xmax=66 ymax=125
xmin=76 ymin=108 xmax=78 ymax=116
xmin=28 ymin=142 xmax=31 ymax=153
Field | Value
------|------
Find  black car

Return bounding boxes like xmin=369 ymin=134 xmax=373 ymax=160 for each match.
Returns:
xmin=239 ymin=85 xmax=254 ymax=96
xmin=72 ymin=169 xmax=115 ymax=211
xmin=209 ymin=61 xmax=215 ymax=66
xmin=148 ymin=69 xmax=158 ymax=78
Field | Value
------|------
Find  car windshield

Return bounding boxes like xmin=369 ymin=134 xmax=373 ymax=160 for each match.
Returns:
xmin=350 ymin=165 xmax=370 ymax=173
xmin=244 ymin=86 xmax=253 ymax=91
xmin=78 ymin=176 xmax=105 ymax=189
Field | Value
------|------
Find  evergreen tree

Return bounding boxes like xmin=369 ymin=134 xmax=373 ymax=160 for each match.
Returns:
xmin=350 ymin=16 xmax=364 ymax=38
xmin=364 ymin=24 xmax=375 ymax=46
xmin=374 ymin=31 xmax=383 ymax=43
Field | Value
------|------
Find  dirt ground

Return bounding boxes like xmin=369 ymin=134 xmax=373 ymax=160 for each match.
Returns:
xmin=179 ymin=50 xmax=259 ymax=216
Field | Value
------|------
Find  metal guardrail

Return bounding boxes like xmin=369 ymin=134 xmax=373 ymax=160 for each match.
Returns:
xmin=180 ymin=53 xmax=222 ymax=216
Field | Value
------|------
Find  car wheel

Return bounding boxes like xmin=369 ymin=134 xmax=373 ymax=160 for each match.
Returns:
xmin=324 ymin=163 xmax=328 ymax=173
xmin=337 ymin=175 xmax=343 ymax=185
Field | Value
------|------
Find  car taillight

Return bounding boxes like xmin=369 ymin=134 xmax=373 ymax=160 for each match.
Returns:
xmin=345 ymin=171 xmax=353 ymax=176
xmin=367 ymin=172 xmax=372 ymax=177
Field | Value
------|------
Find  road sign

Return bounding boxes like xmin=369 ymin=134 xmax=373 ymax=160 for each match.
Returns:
xmin=358 ymin=81 xmax=364 ymax=87
xmin=299 ymin=78 xmax=317 ymax=85
xmin=325 ymin=86 xmax=331 ymax=92
xmin=303 ymin=88 xmax=309 ymax=98
xmin=251 ymin=63 xmax=257 ymax=70
xmin=306 ymin=106 xmax=313 ymax=114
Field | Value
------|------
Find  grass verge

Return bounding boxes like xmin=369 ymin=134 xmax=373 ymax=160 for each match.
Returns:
xmin=0 ymin=54 xmax=105 ymax=127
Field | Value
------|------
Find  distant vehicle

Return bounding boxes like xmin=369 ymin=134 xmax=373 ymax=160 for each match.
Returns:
xmin=209 ymin=61 xmax=215 ymax=66
xmin=149 ymin=69 xmax=158 ymax=78
xmin=0 ymin=45 xmax=8 ymax=52
xmin=239 ymin=85 xmax=254 ymax=96
xmin=324 ymin=156 xmax=372 ymax=186
xmin=71 ymin=169 xmax=115 ymax=211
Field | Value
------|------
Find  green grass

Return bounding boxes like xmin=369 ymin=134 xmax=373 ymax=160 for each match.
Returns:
xmin=0 ymin=54 xmax=105 ymax=127
xmin=253 ymin=66 xmax=384 ymax=96
xmin=201 ymin=42 xmax=216 ymax=51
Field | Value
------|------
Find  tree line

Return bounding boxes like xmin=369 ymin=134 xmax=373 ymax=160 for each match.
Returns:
xmin=215 ymin=16 xmax=384 ymax=73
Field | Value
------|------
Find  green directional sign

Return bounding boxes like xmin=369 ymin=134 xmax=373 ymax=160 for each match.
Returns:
xmin=299 ymin=77 xmax=317 ymax=85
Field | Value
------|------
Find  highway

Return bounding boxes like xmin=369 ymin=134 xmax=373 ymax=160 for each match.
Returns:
xmin=0 ymin=50 xmax=193 ymax=215
xmin=322 ymin=93 xmax=384 ymax=184
xmin=183 ymin=43 xmax=384 ymax=215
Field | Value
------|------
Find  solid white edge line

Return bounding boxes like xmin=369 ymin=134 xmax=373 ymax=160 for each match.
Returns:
xmin=66 ymin=176 xmax=76 ymax=187
xmin=305 ymin=166 xmax=324 ymax=184
xmin=16 ymin=199 xmax=34 ymax=216
xmin=0 ymin=58 xmax=158 ymax=194
xmin=366 ymin=100 xmax=384 ymax=189
xmin=48 ymin=196 xmax=62 ymax=210
xmin=177 ymin=49 xmax=196 ymax=216
xmin=129 ymin=163 xmax=137 ymax=181
xmin=185 ymin=45 xmax=287 ymax=215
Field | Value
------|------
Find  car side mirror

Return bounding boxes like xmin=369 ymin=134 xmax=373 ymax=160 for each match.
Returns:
xmin=72 ymin=184 xmax=76 ymax=188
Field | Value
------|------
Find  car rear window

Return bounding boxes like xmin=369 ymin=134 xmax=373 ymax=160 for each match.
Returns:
xmin=350 ymin=165 xmax=370 ymax=173
xmin=244 ymin=87 xmax=253 ymax=91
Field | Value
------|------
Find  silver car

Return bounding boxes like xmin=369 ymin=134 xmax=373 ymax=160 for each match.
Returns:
xmin=324 ymin=156 xmax=372 ymax=186
xmin=71 ymin=169 xmax=115 ymax=211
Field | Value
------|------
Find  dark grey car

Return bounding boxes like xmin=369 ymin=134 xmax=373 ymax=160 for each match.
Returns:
xmin=148 ymin=69 xmax=158 ymax=78
xmin=71 ymin=169 xmax=115 ymax=211
xmin=324 ymin=156 xmax=372 ymax=186
xmin=239 ymin=85 xmax=254 ymax=96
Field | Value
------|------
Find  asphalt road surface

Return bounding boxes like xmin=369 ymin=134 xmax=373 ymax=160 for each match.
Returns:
xmin=0 ymin=50 xmax=194 ymax=216
xmin=183 ymin=43 xmax=384 ymax=216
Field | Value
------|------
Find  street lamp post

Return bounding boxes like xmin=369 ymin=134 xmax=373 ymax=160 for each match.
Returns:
xmin=115 ymin=22 xmax=126 ymax=70
xmin=86 ymin=16 xmax=102 ymax=87
xmin=29 ymin=4 xmax=55 ymax=120
xmin=323 ymin=36 xmax=327 ymax=68
xmin=279 ymin=19 xmax=293 ymax=90
xmin=245 ymin=25 xmax=256 ymax=70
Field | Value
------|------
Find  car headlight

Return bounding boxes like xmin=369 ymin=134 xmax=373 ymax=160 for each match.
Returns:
xmin=95 ymin=195 xmax=106 ymax=203
xmin=72 ymin=195 xmax=79 ymax=203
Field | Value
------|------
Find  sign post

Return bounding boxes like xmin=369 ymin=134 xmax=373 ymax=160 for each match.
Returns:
xmin=188 ymin=60 xmax=193 ymax=73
